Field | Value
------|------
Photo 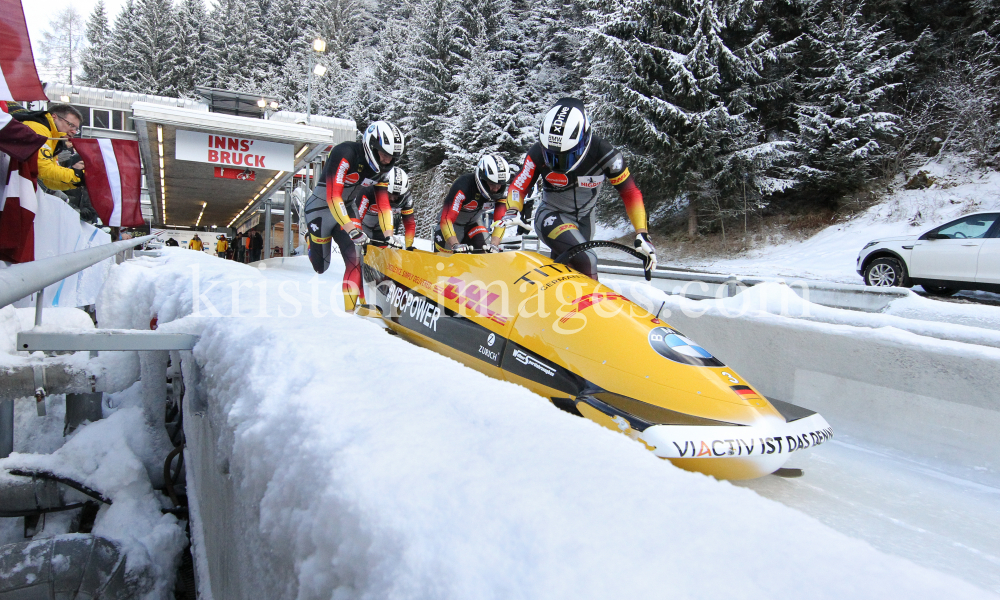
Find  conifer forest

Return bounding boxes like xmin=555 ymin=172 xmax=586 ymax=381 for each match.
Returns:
xmin=72 ymin=0 xmax=1000 ymax=233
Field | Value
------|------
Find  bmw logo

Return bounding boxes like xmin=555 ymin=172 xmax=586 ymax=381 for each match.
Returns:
xmin=487 ymin=333 xmax=496 ymax=347
xmin=647 ymin=327 xmax=723 ymax=367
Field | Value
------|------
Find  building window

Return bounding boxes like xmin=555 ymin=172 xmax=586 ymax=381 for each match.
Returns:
xmin=71 ymin=105 xmax=90 ymax=127
xmin=92 ymin=109 xmax=111 ymax=129
xmin=113 ymin=110 xmax=123 ymax=130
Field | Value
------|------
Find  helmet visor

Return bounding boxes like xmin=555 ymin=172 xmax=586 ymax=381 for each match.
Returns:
xmin=542 ymin=130 xmax=591 ymax=173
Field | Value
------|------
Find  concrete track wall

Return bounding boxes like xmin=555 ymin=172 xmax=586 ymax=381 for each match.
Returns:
xmin=661 ymin=308 xmax=1000 ymax=485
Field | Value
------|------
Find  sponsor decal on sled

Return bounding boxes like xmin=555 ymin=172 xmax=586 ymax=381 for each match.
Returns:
xmin=648 ymin=327 xmax=724 ymax=367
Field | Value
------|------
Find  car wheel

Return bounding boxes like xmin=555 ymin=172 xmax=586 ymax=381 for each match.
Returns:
xmin=864 ymin=257 xmax=908 ymax=287
xmin=922 ymin=285 xmax=958 ymax=297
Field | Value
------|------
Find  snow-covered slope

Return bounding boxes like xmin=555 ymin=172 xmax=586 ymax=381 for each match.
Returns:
xmin=668 ymin=159 xmax=1000 ymax=284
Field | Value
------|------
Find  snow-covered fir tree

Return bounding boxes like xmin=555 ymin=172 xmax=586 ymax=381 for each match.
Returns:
xmin=586 ymin=0 xmax=788 ymax=230
xmin=400 ymin=0 xmax=466 ymax=171
xmin=791 ymin=0 xmax=910 ymax=196
xmin=132 ymin=0 xmax=180 ymax=96
xmin=81 ymin=0 xmax=113 ymax=87
xmin=206 ymin=0 xmax=269 ymax=92
xmin=170 ymin=0 xmax=213 ymax=96
xmin=105 ymin=0 xmax=143 ymax=91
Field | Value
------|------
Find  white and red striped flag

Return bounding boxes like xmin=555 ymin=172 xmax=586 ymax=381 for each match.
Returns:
xmin=73 ymin=138 xmax=145 ymax=228
xmin=0 ymin=0 xmax=47 ymax=102
xmin=0 ymin=151 xmax=38 ymax=263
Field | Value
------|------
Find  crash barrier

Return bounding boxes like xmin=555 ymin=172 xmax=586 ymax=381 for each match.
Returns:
xmin=0 ymin=235 xmax=155 ymax=309
xmin=650 ymin=303 xmax=1000 ymax=486
xmin=0 ymin=535 xmax=137 ymax=599
xmin=0 ymin=234 xmax=178 ymax=459
xmin=598 ymin=264 xmax=910 ymax=312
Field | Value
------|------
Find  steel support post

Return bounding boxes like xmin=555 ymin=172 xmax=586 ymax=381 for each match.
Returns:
xmin=264 ymin=199 xmax=272 ymax=259
xmin=283 ymin=183 xmax=292 ymax=257
xmin=0 ymin=399 xmax=12 ymax=458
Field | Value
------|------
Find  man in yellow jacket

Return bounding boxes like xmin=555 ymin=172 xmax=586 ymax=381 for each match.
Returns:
xmin=216 ymin=235 xmax=228 ymax=258
xmin=189 ymin=235 xmax=203 ymax=251
xmin=13 ymin=104 xmax=85 ymax=191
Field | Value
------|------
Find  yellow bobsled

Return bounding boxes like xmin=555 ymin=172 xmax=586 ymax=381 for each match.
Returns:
xmin=362 ymin=244 xmax=832 ymax=480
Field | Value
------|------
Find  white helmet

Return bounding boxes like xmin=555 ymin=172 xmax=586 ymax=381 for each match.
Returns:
xmin=386 ymin=167 xmax=409 ymax=196
xmin=539 ymin=97 xmax=592 ymax=173
xmin=475 ymin=153 xmax=511 ymax=201
xmin=362 ymin=120 xmax=405 ymax=173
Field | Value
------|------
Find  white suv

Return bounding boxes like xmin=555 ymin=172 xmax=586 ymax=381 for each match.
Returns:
xmin=857 ymin=211 xmax=1000 ymax=295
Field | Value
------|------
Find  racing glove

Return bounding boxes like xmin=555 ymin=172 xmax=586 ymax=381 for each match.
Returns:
xmin=348 ymin=227 xmax=369 ymax=246
xmin=635 ymin=232 xmax=657 ymax=270
xmin=496 ymin=210 xmax=524 ymax=229
xmin=485 ymin=244 xmax=503 ymax=253
xmin=451 ymin=243 xmax=472 ymax=253
xmin=390 ymin=234 xmax=405 ymax=249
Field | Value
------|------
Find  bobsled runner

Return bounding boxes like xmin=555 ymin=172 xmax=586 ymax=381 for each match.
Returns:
xmin=361 ymin=243 xmax=832 ymax=480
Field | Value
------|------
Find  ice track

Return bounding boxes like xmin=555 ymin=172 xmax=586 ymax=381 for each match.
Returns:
xmin=97 ymin=251 xmax=1000 ymax=599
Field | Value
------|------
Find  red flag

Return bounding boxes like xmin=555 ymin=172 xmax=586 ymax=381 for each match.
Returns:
xmin=0 ymin=110 xmax=46 ymax=161
xmin=0 ymin=0 xmax=47 ymax=101
xmin=73 ymin=138 xmax=145 ymax=227
xmin=0 ymin=151 xmax=38 ymax=263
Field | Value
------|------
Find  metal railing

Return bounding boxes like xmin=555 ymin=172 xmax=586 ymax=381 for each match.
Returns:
xmin=0 ymin=235 xmax=156 ymax=311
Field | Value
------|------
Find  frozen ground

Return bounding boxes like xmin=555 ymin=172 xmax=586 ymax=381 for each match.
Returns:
xmin=3 ymin=249 xmax=999 ymax=598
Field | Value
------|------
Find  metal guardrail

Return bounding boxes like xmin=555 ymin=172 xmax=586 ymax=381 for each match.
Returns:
xmin=0 ymin=235 xmax=156 ymax=310
xmin=16 ymin=331 xmax=199 ymax=352
xmin=596 ymin=264 xmax=911 ymax=312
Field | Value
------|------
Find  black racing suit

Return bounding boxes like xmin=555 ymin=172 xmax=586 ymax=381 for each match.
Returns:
xmin=495 ymin=135 xmax=646 ymax=279
xmin=434 ymin=173 xmax=503 ymax=252
xmin=304 ymin=140 xmax=384 ymax=311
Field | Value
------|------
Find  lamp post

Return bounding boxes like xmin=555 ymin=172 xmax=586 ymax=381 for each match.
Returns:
xmin=306 ymin=38 xmax=327 ymax=125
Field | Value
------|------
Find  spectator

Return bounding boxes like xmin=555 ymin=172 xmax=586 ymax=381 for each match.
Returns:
xmin=233 ymin=233 xmax=244 ymax=262
xmin=11 ymin=103 xmax=85 ymax=192
xmin=59 ymin=142 xmax=99 ymax=223
xmin=165 ymin=237 xmax=180 ymax=247
xmin=216 ymin=234 xmax=228 ymax=258
xmin=250 ymin=230 xmax=263 ymax=262
xmin=189 ymin=234 xmax=203 ymax=251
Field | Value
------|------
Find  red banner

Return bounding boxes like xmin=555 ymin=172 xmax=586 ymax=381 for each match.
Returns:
xmin=73 ymin=138 xmax=145 ymax=228
xmin=214 ymin=167 xmax=256 ymax=181
xmin=0 ymin=0 xmax=47 ymax=101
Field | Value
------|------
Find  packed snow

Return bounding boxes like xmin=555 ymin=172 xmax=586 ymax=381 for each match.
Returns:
xmin=661 ymin=160 xmax=1000 ymax=286
xmin=3 ymin=247 xmax=981 ymax=599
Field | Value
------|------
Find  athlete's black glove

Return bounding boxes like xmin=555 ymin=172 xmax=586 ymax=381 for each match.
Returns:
xmin=73 ymin=168 xmax=86 ymax=187
xmin=348 ymin=227 xmax=369 ymax=246
xmin=635 ymin=232 xmax=657 ymax=270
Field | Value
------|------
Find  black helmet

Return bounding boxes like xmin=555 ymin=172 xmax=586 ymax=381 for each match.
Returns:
xmin=538 ymin=98 xmax=592 ymax=173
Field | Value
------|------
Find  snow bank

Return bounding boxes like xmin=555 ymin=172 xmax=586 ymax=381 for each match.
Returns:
xmin=668 ymin=163 xmax=1000 ymax=285
xmin=96 ymin=250 xmax=995 ymax=599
